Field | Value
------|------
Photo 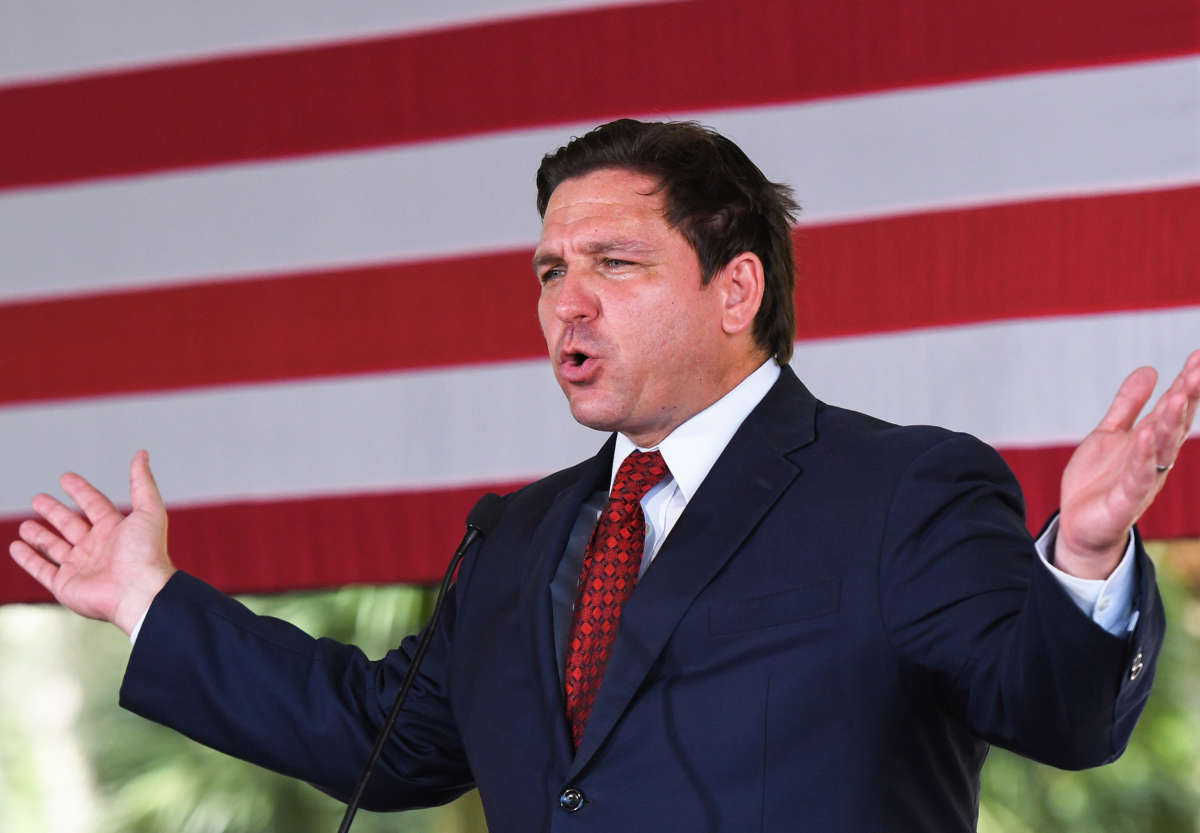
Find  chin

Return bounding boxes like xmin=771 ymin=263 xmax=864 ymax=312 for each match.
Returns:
xmin=568 ymin=408 xmax=621 ymax=434
xmin=564 ymin=395 xmax=625 ymax=434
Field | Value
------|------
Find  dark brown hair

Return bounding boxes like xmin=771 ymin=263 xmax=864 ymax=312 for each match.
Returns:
xmin=536 ymin=119 xmax=799 ymax=363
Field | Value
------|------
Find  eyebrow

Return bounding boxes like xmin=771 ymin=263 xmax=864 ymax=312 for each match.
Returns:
xmin=531 ymin=238 xmax=657 ymax=271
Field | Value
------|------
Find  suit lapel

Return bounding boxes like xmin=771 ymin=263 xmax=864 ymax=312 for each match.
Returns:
xmin=519 ymin=435 xmax=614 ymax=759
xmin=567 ymin=367 xmax=818 ymax=777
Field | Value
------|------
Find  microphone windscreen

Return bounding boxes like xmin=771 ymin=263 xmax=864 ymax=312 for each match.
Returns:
xmin=465 ymin=492 xmax=506 ymax=536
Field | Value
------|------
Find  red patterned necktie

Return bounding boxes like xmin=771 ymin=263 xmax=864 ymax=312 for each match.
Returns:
xmin=564 ymin=449 xmax=670 ymax=749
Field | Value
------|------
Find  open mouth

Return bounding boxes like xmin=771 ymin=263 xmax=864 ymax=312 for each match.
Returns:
xmin=559 ymin=348 xmax=598 ymax=382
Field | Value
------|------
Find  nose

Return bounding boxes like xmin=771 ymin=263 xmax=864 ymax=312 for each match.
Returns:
xmin=551 ymin=270 xmax=599 ymax=323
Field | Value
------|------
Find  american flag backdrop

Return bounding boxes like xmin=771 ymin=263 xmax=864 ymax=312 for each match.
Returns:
xmin=1 ymin=0 xmax=1198 ymax=605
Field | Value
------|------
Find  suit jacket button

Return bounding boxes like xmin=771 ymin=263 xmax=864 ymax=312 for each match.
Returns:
xmin=559 ymin=787 xmax=585 ymax=812
xmin=1129 ymin=648 xmax=1144 ymax=681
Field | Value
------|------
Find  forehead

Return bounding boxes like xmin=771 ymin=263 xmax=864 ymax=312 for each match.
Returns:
xmin=536 ymin=168 xmax=672 ymax=252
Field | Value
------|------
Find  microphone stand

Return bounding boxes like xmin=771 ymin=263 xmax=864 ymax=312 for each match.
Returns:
xmin=336 ymin=493 xmax=504 ymax=833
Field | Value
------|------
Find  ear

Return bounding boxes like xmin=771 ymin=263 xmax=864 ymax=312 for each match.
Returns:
xmin=717 ymin=251 xmax=765 ymax=338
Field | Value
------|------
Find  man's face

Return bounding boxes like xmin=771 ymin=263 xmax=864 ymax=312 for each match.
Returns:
xmin=534 ymin=168 xmax=737 ymax=448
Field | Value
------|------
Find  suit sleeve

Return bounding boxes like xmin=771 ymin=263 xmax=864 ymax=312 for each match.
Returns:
xmin=119 ymin=571 xmax=474 ymax=811
xmin=878 ymin=433 xmax=1164 ymax=769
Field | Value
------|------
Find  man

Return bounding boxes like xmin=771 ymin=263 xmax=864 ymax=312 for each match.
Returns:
xmin=10 ymin=120 xmax=1200 ymax=831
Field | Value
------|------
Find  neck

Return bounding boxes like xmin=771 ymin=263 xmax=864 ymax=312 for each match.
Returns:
xmin=623 ymin=352 xmax=772 ymax=448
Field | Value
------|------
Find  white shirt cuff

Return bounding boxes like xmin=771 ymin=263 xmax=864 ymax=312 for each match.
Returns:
xmin=129 ymin=608 xmax=149 ymax=645
xmin=1035 ymin=516 xmax=1139 ymax=636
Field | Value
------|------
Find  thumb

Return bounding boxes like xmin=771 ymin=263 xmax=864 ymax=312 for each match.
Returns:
xmin=129 ymin=450 xmax=165 ymax=514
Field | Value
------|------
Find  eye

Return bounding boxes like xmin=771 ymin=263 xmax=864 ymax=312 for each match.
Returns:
xmin=603 ymin=258 xmax=634 ymax=268
xmin=539 ymin=266 xmax=565 ymax=284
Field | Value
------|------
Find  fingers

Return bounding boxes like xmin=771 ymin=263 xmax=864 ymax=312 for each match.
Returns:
xmin=129 ymin=450 xmax=165 ymax=515
xmin=1128 ymin=422 xmax=1159 ymax=495
xmin=31 ymin=493 xmax=91 ymax=546
xmin=1104 ymin=424 xmax=1164 ymax=533
xmin=1150 ymin=349 xmax=1200 ymax=419
xmin=1179 ymin=349 xmax=1200 ymax=434
xmin=1152 ymin=390 xmax=1188 ymax=465
xmin=1144 ymin=350 xmax=1200 ymax=468
xmin=1098 ymin=366 xmax=1157 ymax=432
xmin=8 ymin=539 xmax=59 ymax=594
xmin=60 ymin=470 xmax=119 ymax=525
xmin=14 ymin=518 xmax=71 ymax=564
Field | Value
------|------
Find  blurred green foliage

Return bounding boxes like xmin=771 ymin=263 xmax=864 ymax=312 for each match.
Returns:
xmin=979 ymin=542 xmax=1200 ymax=833
xmin=0 ymin=583 xmax=485 ymax=833
xmin=2 ymin=542 xmax=1197 ymax=832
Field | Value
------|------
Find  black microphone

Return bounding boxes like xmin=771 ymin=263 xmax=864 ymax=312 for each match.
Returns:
xmin=336 ymin=492 xmax=506 ymax=833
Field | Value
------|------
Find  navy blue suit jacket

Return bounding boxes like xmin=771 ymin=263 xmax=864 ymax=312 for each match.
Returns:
xmin=120 ymin=367 xmax=1163 ymax=832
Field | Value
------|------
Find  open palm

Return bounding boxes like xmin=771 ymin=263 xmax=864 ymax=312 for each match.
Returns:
xmin=8 ymin=450 xmax=175 ymax=635
xmin=1056 ymin=351 xmax=1200 ymax=578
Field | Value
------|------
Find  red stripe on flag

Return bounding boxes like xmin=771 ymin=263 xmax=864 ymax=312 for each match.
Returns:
xmin=1000 ymin=437 xmax=1200 ymax=546
xmin=1 ymin=186 xmax=1196 ymax=406
xmin=0 ymin=250 xmax=545 ymax=405
xmin=4 ymin=440 xmax=1197 ymax=605
xmin=0 ymin=480 xmax=528 ymax=605
xmin=2 ymin=0 xmax=1197 ymax=189
xmin=795 ymin=185 xmax=1200 ymax=340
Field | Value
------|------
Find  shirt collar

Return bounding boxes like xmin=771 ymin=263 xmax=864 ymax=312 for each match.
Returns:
xmin=611 ymin=359 xmax=781 ymax=499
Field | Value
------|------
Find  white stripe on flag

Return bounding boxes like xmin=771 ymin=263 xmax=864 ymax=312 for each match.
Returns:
xmin=795 ymin=305 xmax=1200 ymax=447
xmin=2 ymin=305 xmax=1196 ymax=517
xmin=1 ymin=56 xmax=1196 ymax=303
xmin=0 ymin=360 xmax=602 ymax=516
xmin=0 ymin=0 xmax=666 ymax=84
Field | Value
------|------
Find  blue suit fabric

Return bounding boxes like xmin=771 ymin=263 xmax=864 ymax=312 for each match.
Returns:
xmin=120 ymin=367 xmax=1163 ymax=832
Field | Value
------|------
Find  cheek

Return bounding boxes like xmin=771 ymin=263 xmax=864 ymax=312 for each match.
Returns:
xmin=637 ymin=300 xmax=688 ymax=346
xmin=644 ymin=300 xmax=719 ymax=369
xmin=536 ymin=298 xmax=556 ymax=345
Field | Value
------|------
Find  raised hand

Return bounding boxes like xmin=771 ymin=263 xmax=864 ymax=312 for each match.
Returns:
xmin=1056 ymin=350 xmax=1200 ymax=579
xmin=8 ymin=450 xmax=176 ymax=635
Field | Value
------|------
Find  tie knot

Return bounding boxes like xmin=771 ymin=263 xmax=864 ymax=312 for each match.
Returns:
xmin=610 ymin=450 xmax=670 ymax=506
